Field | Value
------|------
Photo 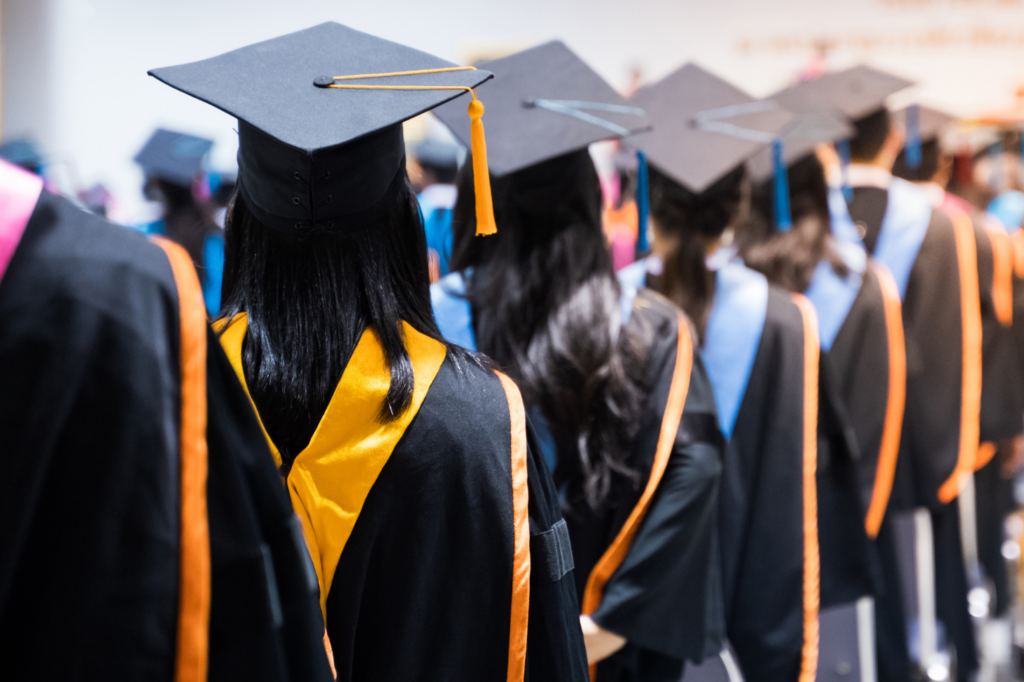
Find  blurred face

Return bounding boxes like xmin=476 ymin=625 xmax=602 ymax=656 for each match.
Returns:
xmin=973 ymin=152 xmax=1024 ymax=194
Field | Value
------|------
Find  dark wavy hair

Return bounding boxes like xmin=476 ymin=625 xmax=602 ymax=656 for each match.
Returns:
xmin=737 ymin=153 xmax=847 ymax=292
xmin=648 ymin=163 xmax=747 ymax=338
xmin=218 ymin=171 xmax=477 ymax=473
xmin=449 ymin=150 xmax=647 ymax=510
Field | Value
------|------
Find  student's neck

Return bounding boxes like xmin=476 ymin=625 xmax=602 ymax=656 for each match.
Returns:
xmin=847 ymin=162 xmax=893 ymax=189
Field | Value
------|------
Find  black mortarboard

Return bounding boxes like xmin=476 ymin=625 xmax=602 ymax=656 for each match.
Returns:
xmin=133 ymin=128 xmax=213 ymax=187
xmin=628 ymin=63 xmax=792 ymax=193
xmin=893 ymin=105 xmax=957 ymax=142
xmin=432 ymin=41 xmax=650 ymax=177
xmin=781 ymin=65 xmax=914 ymax=121
xmin=748 ymin=85 xmax=853 ymax=181
xmin=148 ymin=22 xmax=494 ymax=235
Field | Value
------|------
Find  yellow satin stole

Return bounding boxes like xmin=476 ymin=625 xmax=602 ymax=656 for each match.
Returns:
xmin=217 ymin=315 xmax=446 ymax=619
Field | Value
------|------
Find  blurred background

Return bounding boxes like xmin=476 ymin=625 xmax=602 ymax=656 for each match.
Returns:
xmin=5 ymin=0 xmax=1024 ymax=224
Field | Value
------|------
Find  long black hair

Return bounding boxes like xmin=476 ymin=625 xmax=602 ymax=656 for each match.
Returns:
xmin=450 ymin=149 xmax=647 ymax=510
xmin=648 ymin=163 xmax=747 ymax=338
xmin=737 ymin=153 xmax=847 ymax=293
xmin=218 ymin=170 xmax=470 ymax=472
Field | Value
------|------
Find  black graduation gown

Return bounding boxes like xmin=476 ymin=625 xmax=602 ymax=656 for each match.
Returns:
xmin=972 ymin=218 xmax=1022 ymax=617
xmin=848 ymin=187 xmax=973 ymax=511
xmin=974 ymin=220 xmax=1024 ymax=444
xmin=642 ymin=257 xmax=873 ymax=682
xmin=218 ymin=317 xmax=589 ymax=682
xmin=0 ymin=191 xmax=332 ymax=681
xmin=826 ymin=264 xmax=909 ymax=682
xmin=847 ymin=186 xmax=979 ymax=680
xmin=563 ymin=289 xmax=725 ymax=682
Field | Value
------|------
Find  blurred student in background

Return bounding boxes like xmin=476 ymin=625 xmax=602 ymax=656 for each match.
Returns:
xmin=622 ymin=63 xmax=828 ymax=682
xmin=133 ymin=128 xmax=224 ymax=314
xmin=893 ymin=106 xmax=1024 ymax=624
xmin=412 ymin=138 xmax=461 ymax=280
xmin=796 ymin=66 xmax=981 ymax=681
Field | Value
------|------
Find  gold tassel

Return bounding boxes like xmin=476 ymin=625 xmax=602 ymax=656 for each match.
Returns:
xmin=468 ymin=96 xmax=497 ymax=236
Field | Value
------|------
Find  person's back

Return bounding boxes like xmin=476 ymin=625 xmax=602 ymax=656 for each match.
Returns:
xmin=740 ymin=149 xmax=908 ymax=681
xmin=429 ymin=45 xmax=725 ymax=681
xmin=625 ymin=62 xmax=822 ymax=680
xmin=435 ymin=160 xmax=725 ymax=681
xmin=844 ymin=105 xmax=980 ymax=681
xmin=150 ymin=23 xmax=588 ymax=681
xmin=0 ymin=161 xmax=331 ymax=681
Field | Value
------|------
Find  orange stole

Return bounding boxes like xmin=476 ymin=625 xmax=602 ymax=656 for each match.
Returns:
xmin=151 ymin=237 xmax=212 ymax=682
xmin=864 ymin=264 xmax=906 ymax=539
xmin=792 ymin=294 xmax=821 ymax=682
xmin=986 ymin=226 xmax=1014 ymax=327
xmin=496 ymin=373 xmax=531 ymax=682
xmin=938 ymin=207 xmax=983 ymax=503
xmin=580 ymin=314 xmax=693 ymax=680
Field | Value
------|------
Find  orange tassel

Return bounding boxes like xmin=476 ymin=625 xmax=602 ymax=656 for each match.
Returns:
xmin=468 ymin=96 xmax=497 ymax=236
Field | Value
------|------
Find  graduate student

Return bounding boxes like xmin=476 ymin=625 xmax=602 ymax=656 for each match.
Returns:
xmin=430 ymin=42 xmax=722 ymax=682
xmin=133 ymin=128 xmax=225 ymax=315
xmin=892 ymin=105 xmax=1024 ymax=620
xmin=620 ymin=63 xmax=827 ymax=682
xmin=741 ymin=112 xmax=908 ymax=681
xmin=413 ymin=138 xmax=461 ymax=279
xmin=0 ymin=156 xmax=332 ymax=680
xmin=148 ymin=22 xmax=588 ymax=681
xmin=791 ymin=66 xmax=982 ymax=681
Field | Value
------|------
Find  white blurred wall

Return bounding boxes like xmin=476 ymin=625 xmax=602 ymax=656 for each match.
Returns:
xmin=4 ymin=0 xmax=1024 ymax=221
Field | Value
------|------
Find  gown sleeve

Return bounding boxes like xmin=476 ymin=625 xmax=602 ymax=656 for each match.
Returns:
xmin=591 ymin=321 xmax=725 ymax=664
xmin=523 ymin=413 xmax=591 ymax=682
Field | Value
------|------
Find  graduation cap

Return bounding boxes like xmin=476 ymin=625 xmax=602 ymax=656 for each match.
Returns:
xmin=148 ymin=22 xmax=496 ymax=236
xmin=781 ymin=64 xmax=914 ymax=121
xmin=134 ymin=128 xmax=213 ymax=187
xmin=628 ymin=63 xmax=792 ymax=232
xmin=893 ymin=105 xmax=957 ymax=142
xmin=629 ymin=63 xmax=791 ymax=194
xmin=747 ymin=85 xmax=853 ymax=182
xmin=431 ymin=40 xmax=650 ymax=177
xmin=893 ymin=104 xmax=958 ymax=170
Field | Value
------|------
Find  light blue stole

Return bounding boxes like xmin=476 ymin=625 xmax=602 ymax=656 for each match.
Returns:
xmin=615 ymin=254 xmax=768 ymax=440
xmin=701 ymin=258 xmax=769 ymax=439
xmin=804 ymin=239 xmax=867 ymax=353
xmin=430 ymin=270 xmax=478 ymax=351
